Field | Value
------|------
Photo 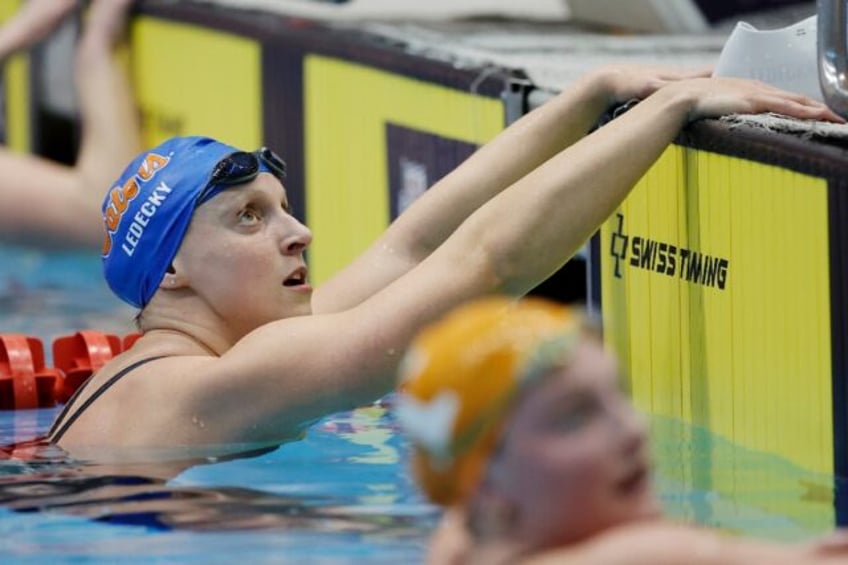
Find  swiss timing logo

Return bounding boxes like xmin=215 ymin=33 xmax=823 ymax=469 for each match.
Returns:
xmin=609 ymin=213 xmax=731 ymax=291
xmin=610 ymin=213 xmax=629 ymax=279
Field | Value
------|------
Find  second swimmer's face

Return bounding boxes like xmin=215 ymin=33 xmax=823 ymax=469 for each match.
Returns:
xmin=485 ymin=337 xmax=660 ymax=549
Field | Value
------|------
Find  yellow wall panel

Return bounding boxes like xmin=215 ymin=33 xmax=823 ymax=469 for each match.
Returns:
xmin=130 ymin=17 xmax=262 ymax=149
xmin=303 ymin=55 xmax=504 ymax=283
xmin=0 ymin=0 xmax=30 ymax=152
xmin=601 ymin=149 xmax=832 ymax=476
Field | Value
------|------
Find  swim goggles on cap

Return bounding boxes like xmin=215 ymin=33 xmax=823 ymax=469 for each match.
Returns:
xmin=197 ymin=147 xmax=287 ymax=205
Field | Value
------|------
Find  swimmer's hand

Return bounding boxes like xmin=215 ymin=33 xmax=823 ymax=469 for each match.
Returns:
xmin=589 ymin=65 xmax=713 ymax=105
xmin=658 ymin=77 xmax=846 ymax=124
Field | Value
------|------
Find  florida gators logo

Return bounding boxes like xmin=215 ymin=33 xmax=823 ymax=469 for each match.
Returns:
xmin=101 ymin=153 xmax=170 ymax=256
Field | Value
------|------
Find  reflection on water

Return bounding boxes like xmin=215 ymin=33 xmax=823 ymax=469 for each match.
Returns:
xmin=0 ymin=405 xmax=435 ymax=562
xmin=0 ymin=245 xmax=135 ymax=354
xmin=652 ymin=415 xmax=842 ymax=542
xmin=0 ymin=463 xmax=425 ymax=535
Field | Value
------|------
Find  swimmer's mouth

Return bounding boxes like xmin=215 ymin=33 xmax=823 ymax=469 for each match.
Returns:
xmin=283 ymin=267 xmax=308 ymax=287
xmin=616 ymin=464 xmax=649 ymax=495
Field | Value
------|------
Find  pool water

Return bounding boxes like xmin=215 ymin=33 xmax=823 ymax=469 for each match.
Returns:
xmin=650 ymin=416 xmax=840 ymax=542
xmin=0 ymin=403 xmax=434 ymax=564
xmin=0 ymin=245 xmax=841 ymax=562
xmin=0 ymin=245 xmax=135 ymax=345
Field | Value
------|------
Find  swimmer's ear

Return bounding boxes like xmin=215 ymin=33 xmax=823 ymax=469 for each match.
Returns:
xmin=160 ymin=263 xmax=188 ymax=290
xmin=467 ymin=465 xmax=519 ymax=538
xmin=467 ymin=487 xmax=519 ymax=539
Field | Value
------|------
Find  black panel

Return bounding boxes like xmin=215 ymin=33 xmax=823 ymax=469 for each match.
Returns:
xmin=830 ymin=178 xmax=848 ymax=526
xmin=589 ymin=232 xmax=602 ymax=312
xmin=529 ymin=257 xmax=588 ymax=305
xmin=262 ymin=41 xmax=307 ymax=224
xmin=677 ymin=119 xmax=848 ymax=180
xmin=385 ymin=123 xmax=478 ymax=219
xmin=692 ymin=0 xmax=811 ymax=24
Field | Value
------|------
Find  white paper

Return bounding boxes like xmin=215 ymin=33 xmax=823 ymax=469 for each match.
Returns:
xmin=714 ymin=15 xmax=821 ymax=101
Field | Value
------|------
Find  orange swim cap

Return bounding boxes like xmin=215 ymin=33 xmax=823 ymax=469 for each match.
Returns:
xmin=394 ymin=296 xmax=586 ymax=506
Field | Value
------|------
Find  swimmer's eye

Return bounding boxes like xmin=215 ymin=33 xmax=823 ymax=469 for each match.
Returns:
xmin=549 ymin=396 xmax=599 ymax=433
xmin=237 ymin=207 xmax=262 ymax=225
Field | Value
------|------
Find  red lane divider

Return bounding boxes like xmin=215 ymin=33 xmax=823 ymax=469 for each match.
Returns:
xmin=0 ymin=334 xmax=60 ymax=410
xmin=0 ymin=331 xmax=142 ymax=410
xmin=52 ymin=331 xmax=122 ymax=405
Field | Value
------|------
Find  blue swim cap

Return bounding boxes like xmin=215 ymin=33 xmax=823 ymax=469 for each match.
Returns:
xmin=101 ymin=136 xmax=277 ymax=308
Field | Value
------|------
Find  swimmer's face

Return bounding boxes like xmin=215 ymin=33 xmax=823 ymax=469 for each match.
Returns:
xmin=172 ymin=173 xmax=313 ymax=336
xmin=485 ymin=336 xmax=660 ymax=549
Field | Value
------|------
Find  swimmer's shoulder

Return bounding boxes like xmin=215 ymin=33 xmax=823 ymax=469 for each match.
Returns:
xmin=54 ymin=351 xmax=217 ymax=447
xmin=521 ymin=522 xmax=714 ymax=565
xmin=522 ymin=522 xmax=809 ymax=565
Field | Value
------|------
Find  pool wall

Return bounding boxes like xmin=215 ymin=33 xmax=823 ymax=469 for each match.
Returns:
xmin=592 ymin=122 xmax=848 ymax=527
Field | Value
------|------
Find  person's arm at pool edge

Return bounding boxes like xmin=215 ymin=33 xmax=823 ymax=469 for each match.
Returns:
xmin=182 ymin=77 xmax=840 ymax=444
xmin=312 ymin=66 xmax=712 ymax=313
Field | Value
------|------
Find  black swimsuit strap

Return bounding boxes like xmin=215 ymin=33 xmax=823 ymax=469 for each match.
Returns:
xmin=48 ymin=356 xmax=165 ymax=443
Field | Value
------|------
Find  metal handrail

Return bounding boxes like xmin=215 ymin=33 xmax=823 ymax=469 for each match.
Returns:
xmin=819 ymin=0 xmax=848 ymax=117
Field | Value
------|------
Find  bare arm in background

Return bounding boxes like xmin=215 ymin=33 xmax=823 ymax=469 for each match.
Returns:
xmin=0 ymin=0 xmax=139 ymax=248
xmin=0 ymin=0 xmax=76 ymax=60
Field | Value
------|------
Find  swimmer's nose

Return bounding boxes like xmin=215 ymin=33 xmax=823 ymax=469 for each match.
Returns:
xmin=282 ymin=216 xmax=312 ymax=255
xmin=610 ymin=395 xmax=648 ymax=455
xmin=620 ymin=405 xmax=648 ymax=456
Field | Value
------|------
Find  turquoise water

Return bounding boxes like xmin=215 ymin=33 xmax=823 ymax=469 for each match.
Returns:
xmin=650 ymin=416 xmax=838 ymax=542
xmin=0 ymin=404 xmax=433 ymax=564
xmin=0 ymin=245 xmax=840 ymax=562
xmin=0 ymin=246 xmax=135 ymax=349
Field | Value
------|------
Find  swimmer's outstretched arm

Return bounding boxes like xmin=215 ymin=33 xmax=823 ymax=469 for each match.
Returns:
xmin=0 ymin=0 xmax=137 ymax=247
xmin=313 ymin=66 xmax=710 ymax=313
xmin=0 ymin=0 xmax=76 ymax=62
xmin=194 ymin=78 xmax=839 ymax=443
